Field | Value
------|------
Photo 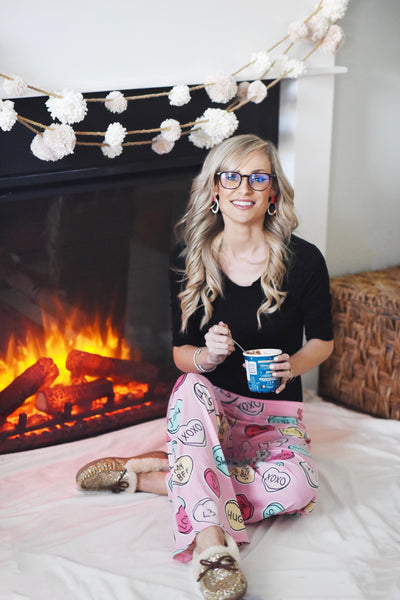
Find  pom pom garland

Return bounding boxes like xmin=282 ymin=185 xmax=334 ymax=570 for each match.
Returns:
xmin=0 ymin=0 xmax=348 ymax=160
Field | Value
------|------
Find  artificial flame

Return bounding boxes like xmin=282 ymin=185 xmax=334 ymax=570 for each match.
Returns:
xmin=0 ymin=313 xmax=131 ymax=390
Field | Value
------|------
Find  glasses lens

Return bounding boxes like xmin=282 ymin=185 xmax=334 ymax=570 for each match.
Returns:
xmin=219 ymin=172 xmax=241 ymax=189
xmin=248 ymin=173 xmax=271 ymax=191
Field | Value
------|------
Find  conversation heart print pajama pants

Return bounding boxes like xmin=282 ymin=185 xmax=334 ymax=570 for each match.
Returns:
xmin=166 ymin=373 xmax=318 ymax=562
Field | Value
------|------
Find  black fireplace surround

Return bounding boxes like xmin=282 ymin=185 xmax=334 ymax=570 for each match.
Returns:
xmin=0 ymin=83 xmax=279 ymax=452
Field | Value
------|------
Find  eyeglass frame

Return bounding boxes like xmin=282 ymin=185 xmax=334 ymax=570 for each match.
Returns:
xmin=216 ymin=171 xmax=276 ymax=192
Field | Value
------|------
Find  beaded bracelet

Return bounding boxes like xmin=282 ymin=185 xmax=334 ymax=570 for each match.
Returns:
xmin=193 ymin=347 xmax=216 ymax=373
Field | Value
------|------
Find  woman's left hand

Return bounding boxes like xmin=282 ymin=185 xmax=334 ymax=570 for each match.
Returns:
xmin=269 ymin=353 xmax=294 ymax=394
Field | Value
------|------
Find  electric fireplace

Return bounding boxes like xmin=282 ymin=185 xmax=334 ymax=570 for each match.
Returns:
xmin=0 ymin=83 xmax=279 ymax=453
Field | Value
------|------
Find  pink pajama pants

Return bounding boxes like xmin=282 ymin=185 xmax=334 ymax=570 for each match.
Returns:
xmin=166 ymin=373 xmax=318 ymax=563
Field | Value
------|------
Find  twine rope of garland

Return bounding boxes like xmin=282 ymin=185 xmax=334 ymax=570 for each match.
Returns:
xmin=1 ymin=1 xmax=338 ymax=149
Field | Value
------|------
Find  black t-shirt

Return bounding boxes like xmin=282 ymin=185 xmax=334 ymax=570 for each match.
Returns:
xmin=169 ymin=234 xmax=333 ymax=402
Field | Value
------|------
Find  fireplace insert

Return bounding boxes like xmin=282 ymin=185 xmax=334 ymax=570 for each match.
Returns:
xmin=0 ymin=83 xmax=279 ymax=453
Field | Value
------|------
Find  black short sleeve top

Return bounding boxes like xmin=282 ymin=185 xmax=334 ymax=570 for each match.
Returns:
xmin=169 ymin=234 xmax=333 ymax=402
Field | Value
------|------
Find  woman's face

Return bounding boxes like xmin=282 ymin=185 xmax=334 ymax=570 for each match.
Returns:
xmin=215 ymin=150 xmax=275 ymax=229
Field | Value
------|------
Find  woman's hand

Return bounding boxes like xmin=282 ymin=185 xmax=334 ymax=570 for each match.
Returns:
xmin=204 ymin=321 xmax=235 ymax=366
xmin=269 ymin=353 xmax=294 ymax=394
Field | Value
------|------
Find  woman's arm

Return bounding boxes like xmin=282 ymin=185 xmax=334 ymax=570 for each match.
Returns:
xmin=271 ymin=338 xmax=334 ymax=394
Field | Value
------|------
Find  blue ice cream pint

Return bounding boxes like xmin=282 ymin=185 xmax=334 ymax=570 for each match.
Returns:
xmin=243 ymin=348 xmax=282 ymax=393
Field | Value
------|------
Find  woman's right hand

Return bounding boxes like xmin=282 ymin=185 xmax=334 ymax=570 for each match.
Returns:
xmin=204 ymin=321 xmax=235 ymax=366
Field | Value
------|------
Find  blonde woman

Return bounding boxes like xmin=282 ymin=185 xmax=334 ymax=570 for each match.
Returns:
xmin=76 ymin=134 xmax=334 ymax=600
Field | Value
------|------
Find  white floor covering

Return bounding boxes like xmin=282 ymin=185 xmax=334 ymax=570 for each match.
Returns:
xmin=1 ymin=390 xmax=399 ymax=600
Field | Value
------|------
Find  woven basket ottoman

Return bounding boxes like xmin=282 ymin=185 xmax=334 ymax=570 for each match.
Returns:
xmin=318 ymin=265 xmax=400 ymax=419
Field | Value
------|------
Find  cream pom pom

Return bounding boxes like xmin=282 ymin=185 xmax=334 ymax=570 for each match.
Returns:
xmin=247 ymin=80 xmax=268 ymax=104
xmin=105 ymin=91 xmax=128 ymax=114
xmin=160 ymin=118 xmax=181 ymax=142
xmin=31 ymin=124 xmax=76 ymax=161
xmin=168 ymin=84 xmax=191 ymax=107
xmin=205 ymin=72 xmax=237 ymax=103
xmin=250 ymin=52 xmax=272 ymax=78
xmin=307 ymin=14 xmax=330 ymax=42
xmin=236 ymin=82 xmax=250 ymax=102
xmin=104 ymin=122 xmax=127 ymax=147
xmin=320 ymin=0 xmax=349 ymax=22
xmin=102 ymin=144 xmax=123 ymax=158
xmin=320 ymin=25 xmax=345 ymax=54
xmin=46 ymin=89 xmax=87 ymax=124
xmin=286 ymin=59 xmax=307 ymax=78
xmin=3 ymin=75 xmax=28 ymax=97
xmin=0 ymin=100 xmax=18 ymax=131
xmin=288 ymin=21 xmax=309 ymax=42
xmin=152 ymin=134 xmax=175 ymax=155
xmin=269 ymin=54 xmax=290 ymax=78
xmin=190 ymin=108 xmax=238 ymax=149
xmin=188 ymin=127 xmax=213 ymax=150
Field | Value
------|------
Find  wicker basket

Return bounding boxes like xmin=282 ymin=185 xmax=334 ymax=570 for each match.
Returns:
xmin=318 ymin=265 xmax=400 ymax=419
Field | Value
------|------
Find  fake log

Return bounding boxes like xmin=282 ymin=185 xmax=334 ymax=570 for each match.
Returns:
xmin=36 ymin=378 xmax=114 ymax=415
xmin=0 ymin=357 xmax=59 ymax=418
xmin=66 ymin=349 xmax=158 ymax=383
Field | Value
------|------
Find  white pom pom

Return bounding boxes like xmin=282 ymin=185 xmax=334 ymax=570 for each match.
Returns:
xmin=105 ymin=91 xmax=127 ymax=114
xmin=104 ymin=122 xmax=127 ymax=147
xmin=286 ymin=59 xmax=307 ymax=78
xmin=190 ymin=108 xmax=238 ymax=149
xmin=307 ymin=14 xmax=330 ymax=42
xmin=160 ymin=118 xmax=181 ymax=142
xmin=0 ymin=100 xmax=18 ymax=131
xmin=45 ymin=89 xmax=87 ymax=124
xmin=236 ymin=82 xmax=250 ymax=102
xmin=319 ymin=24 xmax=345 ymax=54
xmin=102 ymin=144 xmax=123 ymax=158
xmin=152 ymin=134 xmax=175 ymax=155
xmin=320 ymin=0 xmax=349 ymax=22
xmin=288 ymin=21 xmax=309 ymax=42
xmin=205 ymin=72 xmax=237 ymax=103
xmin=3 ymin=75 xmax=28 ymax=97
xmin=247 ymin=80 xmax=268 ymax=104
xmin=168 ymin=84 xmax=191 ymax=106
xmin=250 ymin=52 xmax=272 ymax=77
xmin=31 ymin=124 xmax=76 ymax=161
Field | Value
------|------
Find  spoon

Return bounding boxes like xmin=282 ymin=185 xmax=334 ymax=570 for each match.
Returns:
xmin=230 ymin=337 xmax=246 ymax=353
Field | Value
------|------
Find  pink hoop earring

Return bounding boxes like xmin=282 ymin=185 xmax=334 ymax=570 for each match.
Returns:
xmin=210 ymin=194 xmax=220 ymax=214
xmin=267 ymin=195 xmax=277 ymax=216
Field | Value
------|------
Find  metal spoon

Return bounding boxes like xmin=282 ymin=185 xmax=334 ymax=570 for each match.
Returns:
xmin=230 ymin=337 xmax=246 ymax=353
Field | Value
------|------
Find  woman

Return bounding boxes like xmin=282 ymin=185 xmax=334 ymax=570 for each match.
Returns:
xmin=76 ymin=134 xmax=334 ymax=600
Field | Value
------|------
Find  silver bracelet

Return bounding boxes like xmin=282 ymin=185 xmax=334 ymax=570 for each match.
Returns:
xmin=193 ymin=347 xmax=216 ymax=373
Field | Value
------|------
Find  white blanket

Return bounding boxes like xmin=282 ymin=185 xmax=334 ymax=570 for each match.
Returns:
xmin=1 ymin=391 xmax=399 ymax=600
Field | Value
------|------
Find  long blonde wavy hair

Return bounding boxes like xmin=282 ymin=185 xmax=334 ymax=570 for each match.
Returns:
xmin=175 ymin=134 xmax=298 ymax=332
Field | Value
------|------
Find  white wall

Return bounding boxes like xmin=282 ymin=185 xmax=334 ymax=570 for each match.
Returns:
xmin=326 ymin=0 xmax=400 ymax=276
